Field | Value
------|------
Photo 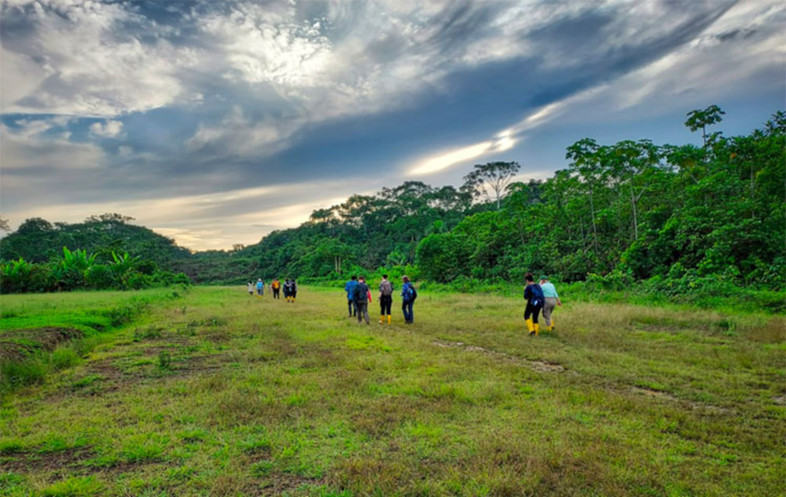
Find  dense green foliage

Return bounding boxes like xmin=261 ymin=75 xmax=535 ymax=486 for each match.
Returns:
xmin=2 ymin=108 xmax=783 ymax=295
xmin=0 ymin=247 xmax=189 ymax=293
xmin=419 ymin=109 xmax=785 ymax=290
xmin=0 ymin=214 xmax=190 ymax=293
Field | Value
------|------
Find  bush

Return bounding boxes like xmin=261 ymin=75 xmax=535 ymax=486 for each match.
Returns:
xmin=51 ymin=348 xmax=81 ymax=370
xmin=125 ymin=272 xmax=153 ymax=290
xmin=86 ymin=264 xmax=117 ymax=290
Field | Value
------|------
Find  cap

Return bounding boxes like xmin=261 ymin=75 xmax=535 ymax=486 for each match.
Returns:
xmin=539 ymin=276 xmax=548 ymax=281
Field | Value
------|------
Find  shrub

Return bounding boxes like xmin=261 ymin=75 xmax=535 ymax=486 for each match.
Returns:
xmin=86 ymin=264 xmax=117 ymax=290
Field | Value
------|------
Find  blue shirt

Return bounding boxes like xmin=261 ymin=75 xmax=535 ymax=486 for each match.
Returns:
xmin=345 ymin=280 xmax=357 ymax=300
xmin=540 ymin=282 xmax=559 ymax=299
xmin=401 ymin=282 xmax=414 ymax=302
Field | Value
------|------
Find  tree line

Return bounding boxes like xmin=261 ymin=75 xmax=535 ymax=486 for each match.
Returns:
xmin=1 ymin=107 xmax=783 ymax=294
xmin=0 ymin=214 xmax=190 ymax=293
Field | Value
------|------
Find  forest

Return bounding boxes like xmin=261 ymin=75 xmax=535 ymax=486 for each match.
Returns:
xmin=1 ymin=107 xmax=784 ymax=297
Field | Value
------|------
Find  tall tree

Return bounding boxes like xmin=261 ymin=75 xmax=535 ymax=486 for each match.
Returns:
xmin=685 ymin=105 xmax=725 ymax=147
xmin=462 ymin=161 xmax=521 ymax=209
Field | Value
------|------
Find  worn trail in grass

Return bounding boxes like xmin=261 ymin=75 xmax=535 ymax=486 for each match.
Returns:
xmin=1 ymin=286 xmax=784 ymax=496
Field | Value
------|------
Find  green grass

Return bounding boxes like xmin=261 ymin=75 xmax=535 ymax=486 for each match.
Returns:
xmin=0 ymin=288 xmax=183 ymax=395
xmin=0 ymin=286 xmax=783 ymax=496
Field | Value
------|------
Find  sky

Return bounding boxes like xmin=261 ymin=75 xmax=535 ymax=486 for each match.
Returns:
xmin=1 ymin=0 xmax=784 ymax=250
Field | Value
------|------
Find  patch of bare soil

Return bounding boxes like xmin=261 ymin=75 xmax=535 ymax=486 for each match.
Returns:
xmin=0 ymin=447 xmax=95 ymax=473
xmin=631 ymin=386 xmax=676 ymax=400
xmin=253 ymin=474 xmax=327 ymax=496
xmin=0 ymin=327 xmax=83 ymax=362
xmin=433 ymin=340 xmax=565 ymax=372
xmin=630 ymin=386 xmax=731 ymax=414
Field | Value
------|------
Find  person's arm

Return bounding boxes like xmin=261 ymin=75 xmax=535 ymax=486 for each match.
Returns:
xmin=367 ymin=289 xmax=372 ymax=303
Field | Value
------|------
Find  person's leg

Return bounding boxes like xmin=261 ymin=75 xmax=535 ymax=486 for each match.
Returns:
xmin=409 ymin=302 xmax=414 ymax=323
xmin=385 ymin=297 xmax=392 ymax=323
xmin=542 ymin=298 xmax=555 ymax=329
xmin=524 ymin=303 xmax=535 ymax=334
xmin=356 ymin=302 xmax=363 ymax=323
xmin=363 ymin=302 xmax=370 ymax=324
xmin=348 ymin=299 xmax=353 ymax=317
xmin=380 ymin=296 xmax=390 ymax=323
xmin=402 ymin=301 xmax=409 ymax=322
xmin=533 ymin=305 xmax=542 ymax=335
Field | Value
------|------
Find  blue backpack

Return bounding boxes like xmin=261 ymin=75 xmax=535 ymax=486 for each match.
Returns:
xmin=531 ymin=284 xmax=544 ymax=306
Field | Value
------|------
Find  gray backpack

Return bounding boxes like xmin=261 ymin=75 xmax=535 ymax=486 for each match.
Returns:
xmin=380 ymin=280 xmax=393 ymax=296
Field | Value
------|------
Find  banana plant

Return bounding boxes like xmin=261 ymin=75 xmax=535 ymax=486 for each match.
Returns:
xmin=110 ymin=251 xmax=140 ymax=281
xmin=56 ymin=247 xmax=97 ymax=289
xmin=0 ymin=258 xmax=32 ymax=293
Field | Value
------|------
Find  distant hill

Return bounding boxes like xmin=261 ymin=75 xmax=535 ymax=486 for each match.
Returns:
xmin=0 ymin=213 xmax=191 ymax=270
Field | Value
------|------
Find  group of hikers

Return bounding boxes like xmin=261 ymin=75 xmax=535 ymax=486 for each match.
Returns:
xmin=247 ymin=272 xmax=561 ymax=335
xmin=523 ymin=273 xmax=561 ymax=335
xmin=344 ymin=274 xmax=417 ymax=325
xmin=247 ymin=278 xmax=298 ymax=302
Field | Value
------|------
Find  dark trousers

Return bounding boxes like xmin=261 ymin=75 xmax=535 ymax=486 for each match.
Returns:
xmin=402 ymin=300 xmax=413 ymax=323
xmin=348 ymin=299 xmax=357 ymax=316
xmin=524 ymin=302 xmax=543 ymax=323
xmin=273 ymin=289 xmax=280 ymax=299
xmin=380 ymin=295 xmax=392 ymax=315
xmin=356 ymin=301 xmax=370 ymax=323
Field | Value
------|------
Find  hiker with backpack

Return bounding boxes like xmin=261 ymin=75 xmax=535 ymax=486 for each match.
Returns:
xmin=524 ymin=273 xmax=545 ymax=336
xmin=247 ymin=281 xmax=254 ymax=296
xmin=353 ymin=276 xmax=372 ymax=324
xmin=283 ymin=279 xmax=297 ymax=303
xmin=345 ymin=275 xmax=358 ymax=317
xmin=256 ymin=278 xmax=264 ymax=297
xmin=539 ymin=276 xmax=561 ymax=331
xmin=271 ymin=278 xmax=281 ymax=299
xmin=401 ymin=275 xmax=417 ymax=324
xmin=378 ymin=274 xmax=394 ymax=324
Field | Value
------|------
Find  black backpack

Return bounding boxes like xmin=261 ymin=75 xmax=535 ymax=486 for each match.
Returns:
xmin=353 ymin=282 xmax=367 ymax=301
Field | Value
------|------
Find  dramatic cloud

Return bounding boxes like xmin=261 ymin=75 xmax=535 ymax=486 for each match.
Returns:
xmin=1 ymin=0 xmax=783 ymax=249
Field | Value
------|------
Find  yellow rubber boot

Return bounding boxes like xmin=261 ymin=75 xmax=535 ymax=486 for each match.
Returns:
xmin=380 ymin=316 xmax=384 ymax=324
xmin=526 ymin=319 xmax=534 ymax=334
xmin=550 ymin=317 xmax=555 ymax=331
xmin=534 ymin=323 xmax=540 ymax=335
xmin=387 ymin=315 xmax=391 ymax=324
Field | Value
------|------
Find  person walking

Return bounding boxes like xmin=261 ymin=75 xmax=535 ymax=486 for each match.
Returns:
xmin=524 ymin=273 xmax=544 ymax=336
xmin=271 ymin=278 xmax=281 ymax=299
xmin=283 ymin=279 xmax=293 ymax=302
xmin=378 ymin=274 xmax=394 ymax=324
xmin=290 ymin=279 xmax=298 ymax=303
xmin=256 ymin=278 xmax=264 ymax=298
xmin=401 ymin=275 xmax=416 ymax=324
xmin=247 ymin=281 xmax=254 ymax=296
xmin=539 ymin=276 xmax=561 ymax=331
xmin=345 ymin=276 xmax=358 ymax=317
xmin=353 ymin=276 xmax=371 ymax=324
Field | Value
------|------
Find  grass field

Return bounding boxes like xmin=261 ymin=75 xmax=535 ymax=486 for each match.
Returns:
xmin=1 ymin=286 xmax=784 ymax=496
